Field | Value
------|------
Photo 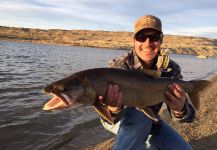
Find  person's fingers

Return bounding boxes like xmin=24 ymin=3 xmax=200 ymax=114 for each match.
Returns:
xmin=165 ymin=90 xmax=185 ymax=112
xmin=117 ymin=92 xmax=123 ymax=107
xmin=164 ymin=91 xmax=181 ymax=111
xmin=98 ymin=95 xmax=103 ymax=100
xmin=165 ymin=91 xmax=177 ymax=105
xmin=164 ymin=94 xmax=176 ymax=108
xmin=113 ymin=85 xmax=119 ymax=102
xmin=168 ymin=84 xmax=183 ymax=99
xmin=106 ymin=84 xmax=114 ymax=105
xmin=104 ymin=84 xmax=124 ymax=112
xmin=108 ymin=92 xmax=123 ymax=112
xmin=173 ymin=83 xmax=186 ymax=96
xmin=105 ymin=84 xmax=121 ymax=107
xmin=98 ymin=96 xmax=104 ymax=104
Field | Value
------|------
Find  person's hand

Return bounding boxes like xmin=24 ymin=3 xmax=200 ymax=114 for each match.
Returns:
xmin=98 ymin=84 xmax=123 ymax=113
xmin=164 ymin=83 xmax=186 ymax=113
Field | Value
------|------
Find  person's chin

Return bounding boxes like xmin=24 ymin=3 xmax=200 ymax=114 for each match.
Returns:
xmin=143 ymin=54 xmax=156 ymax=61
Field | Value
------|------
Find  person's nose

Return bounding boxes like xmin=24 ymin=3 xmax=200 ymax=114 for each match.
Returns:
xmin=142 ymin=37 xmax=151 ymax=48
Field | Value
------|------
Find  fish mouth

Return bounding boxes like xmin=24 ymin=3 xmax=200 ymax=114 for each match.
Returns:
xmin=55 ymin=92 xmax=71 ymax=105
xmin=43 ymin=92 xmax=80 ymax=111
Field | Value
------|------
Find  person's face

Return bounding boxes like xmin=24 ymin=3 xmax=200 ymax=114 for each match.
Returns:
xmin=134 ymin=29 xmax=163 ymax=64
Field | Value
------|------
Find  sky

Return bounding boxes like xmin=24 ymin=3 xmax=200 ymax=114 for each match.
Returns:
xmin=0 ymin=0 xmax=217 ymax=39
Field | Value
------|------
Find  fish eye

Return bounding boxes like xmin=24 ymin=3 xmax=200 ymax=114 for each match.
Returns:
xmin=53 ymin=84 xmax=65 ymax=91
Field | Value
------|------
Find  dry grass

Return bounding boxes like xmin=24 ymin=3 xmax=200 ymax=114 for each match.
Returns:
xmin=0 ymin=26 xmax=217 ymax=56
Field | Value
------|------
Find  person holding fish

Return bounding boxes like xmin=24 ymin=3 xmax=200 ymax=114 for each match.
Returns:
xmin=43 ymin=15 xmax=197 ymax=150
xmin=98 ymin=15 xmax=195 ymax=150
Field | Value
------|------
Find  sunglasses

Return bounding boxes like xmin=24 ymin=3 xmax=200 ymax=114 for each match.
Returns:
xmin=135 ymin=32 xmax=162 ymax=42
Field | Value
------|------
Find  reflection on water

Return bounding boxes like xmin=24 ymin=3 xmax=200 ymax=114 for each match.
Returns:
xmin=0 ymin=41 xmax=217 ymax=149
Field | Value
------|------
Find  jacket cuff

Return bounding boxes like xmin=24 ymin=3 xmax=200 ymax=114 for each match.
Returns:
xmin=170 ymin=101 xmax=196 ymax=123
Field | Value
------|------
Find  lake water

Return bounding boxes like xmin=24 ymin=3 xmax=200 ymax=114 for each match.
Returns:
xmin=0 ymin=41 xmax=217 ymax=150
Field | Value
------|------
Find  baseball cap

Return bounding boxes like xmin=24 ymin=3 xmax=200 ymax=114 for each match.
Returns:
xmin=134 ymin=15 xmax=162 ymax=35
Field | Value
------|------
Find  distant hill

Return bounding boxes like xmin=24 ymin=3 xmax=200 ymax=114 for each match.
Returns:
xmin=0 ymin=26 xmax=217 ymax=56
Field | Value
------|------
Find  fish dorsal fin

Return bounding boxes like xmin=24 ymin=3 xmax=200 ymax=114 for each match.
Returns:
xmin=92 ymin=100 xmax=114 ymax=125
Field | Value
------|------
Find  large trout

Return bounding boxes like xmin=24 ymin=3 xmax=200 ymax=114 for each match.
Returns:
xmin=43 ymin=68 xmax=211 ymax=124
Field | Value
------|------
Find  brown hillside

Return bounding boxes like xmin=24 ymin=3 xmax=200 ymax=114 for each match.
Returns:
xmin=0 ymin=26 xmax=217 ymax=56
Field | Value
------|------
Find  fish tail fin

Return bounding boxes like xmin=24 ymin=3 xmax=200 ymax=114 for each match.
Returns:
xmin=189 ymin=80 xmax=211 ymax=110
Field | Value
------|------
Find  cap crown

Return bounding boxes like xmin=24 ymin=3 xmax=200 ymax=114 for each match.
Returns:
xmin=134 ymin=15 xmax=162 ymax=34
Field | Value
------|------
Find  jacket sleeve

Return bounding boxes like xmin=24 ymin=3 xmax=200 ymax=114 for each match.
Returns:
xmin=108 ymin=53 xmax=130 ymax=69
xmin=168 ymin=97 xmax=196 ymax=123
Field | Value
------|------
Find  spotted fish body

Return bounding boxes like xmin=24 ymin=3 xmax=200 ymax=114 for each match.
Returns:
xmin=43 ymin=68 xmax=209 ymax=124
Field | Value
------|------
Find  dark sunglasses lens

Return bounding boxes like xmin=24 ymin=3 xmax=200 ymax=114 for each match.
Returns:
xmin=149 ymin=34 xmax=161 ymax=42
xmin=136 ymin=33 xmax=161 ymax=42
xmin=135 ymin=34 xmax=146 ymax=42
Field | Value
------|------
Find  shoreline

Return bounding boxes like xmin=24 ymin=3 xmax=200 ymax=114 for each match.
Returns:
xmin=1 ymin=26 xmax=217 ymax=57
xmin=1 ymin=39 xmax=217 ymax=59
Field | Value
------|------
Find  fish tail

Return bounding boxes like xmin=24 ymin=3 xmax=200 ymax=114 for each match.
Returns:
xmin=188 ymin=74 xmax=217 ymax=110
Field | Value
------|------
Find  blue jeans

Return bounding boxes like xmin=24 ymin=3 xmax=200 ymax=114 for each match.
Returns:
xmin=112 ymin=107 xmax=192 ymax=150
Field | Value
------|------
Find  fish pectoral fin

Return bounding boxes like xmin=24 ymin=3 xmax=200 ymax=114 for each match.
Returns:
xmin=92 ymin=102 xmax=114 ymax=125
xmin=137 ymin=107 xmax=159 ymax=121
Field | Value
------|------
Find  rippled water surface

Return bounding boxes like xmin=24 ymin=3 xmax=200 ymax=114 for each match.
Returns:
xmin=0 ymin=41 xmax=217 ymax=149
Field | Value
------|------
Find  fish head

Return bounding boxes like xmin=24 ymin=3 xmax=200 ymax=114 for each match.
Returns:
xmin=43 ymin=78 xmax=86 ymax=103
xmin=43 ymin=76 xmax=97 ymax=110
